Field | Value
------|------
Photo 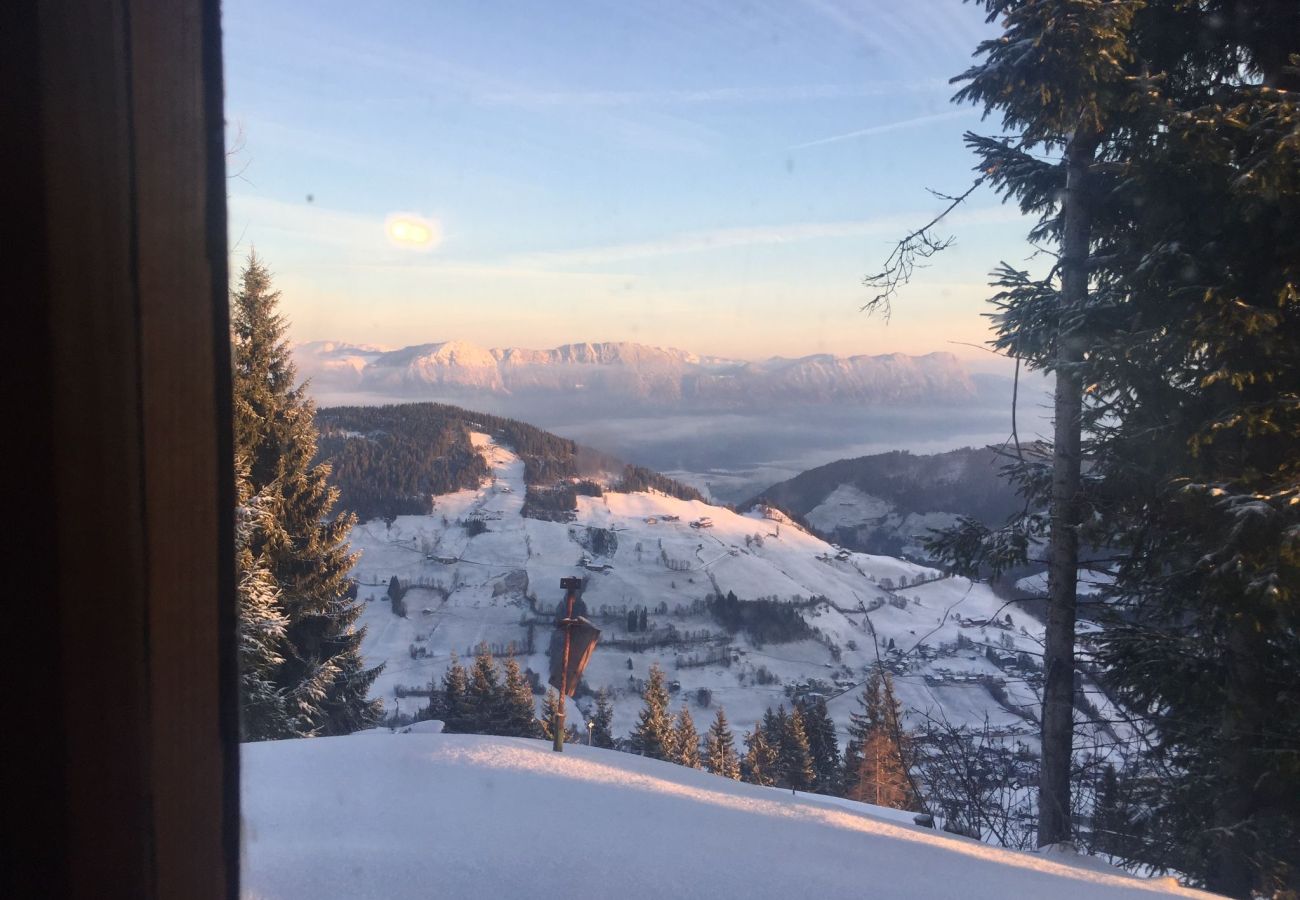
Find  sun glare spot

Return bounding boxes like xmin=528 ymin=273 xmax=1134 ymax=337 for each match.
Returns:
xmin=385 ymin=212 xmax=442 ymax=250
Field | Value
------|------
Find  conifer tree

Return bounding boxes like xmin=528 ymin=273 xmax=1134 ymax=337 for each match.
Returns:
xmin=1077 ymin=7 xmax=1300 ymax=888
xmin=945 ymin=0 xmax=1143 ymax=846
xmin=760 ymin=706 xmax=784 ymax=751
xmin=799 ymin=698 xmax=841 ymax=795
xmin=234 ymin=462 xmax=291 ymax=741
xmin=468 ymin=645 xmax=503 ymax=734
xmin=843 ymin=673 xmax=883 ymax=794
xmin=499 ymin=656 xmax=540 ymax=739
xmin=947 ymin=2 xmax=1299 ymax=884
xmin=437 ymin=654 xmax=473 ymax=733
xmin=231 ymin=252 xmax=382 ymax=736
xmin=387 ymin=575 xmax=407 ymax=618
xmin=843 ymin=670 xmax=916 ymax=808
xmin=540 ymin=689 xmax=561 ymax=743
xmin=539 ymin=689 xmax=579 ymax=745
xmin=742 ymin=724 xmax=777 ymax=787
xmin=777 ymin=705 xmax=816 ymax=792
xmin=628 ymin=663 xmax=675 ymax=760
xmin=868 ymin=2 xmax=1298 ymax=884
xmin=704 ymin=708 xmax=741 ymax=780
xmin=589 ymin=688 xmax=616 ymax=749
xmin=671 ymin=706 xmax=701 ymax=769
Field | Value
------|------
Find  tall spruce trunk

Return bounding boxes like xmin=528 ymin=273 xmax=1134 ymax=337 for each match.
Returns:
xmin=1037 ymin=128 xmax=1097 ymax=848
xmin=1208 ymin=590 xmax=1261 ymax=897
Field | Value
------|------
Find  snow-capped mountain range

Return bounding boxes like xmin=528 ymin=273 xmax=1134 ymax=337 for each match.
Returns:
xmin=295 ymin=339 xmax=979 ymax=409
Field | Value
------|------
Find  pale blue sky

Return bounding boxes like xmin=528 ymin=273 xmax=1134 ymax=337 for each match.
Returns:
xmin=223 ymin=0 xmax=1030 ymax=364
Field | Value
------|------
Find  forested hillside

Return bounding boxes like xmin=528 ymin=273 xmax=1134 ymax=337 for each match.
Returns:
xmin=745 ymin=446 xmax=1023 ymax=556
xmin=316 ymin=402 xmax=701 ymax=522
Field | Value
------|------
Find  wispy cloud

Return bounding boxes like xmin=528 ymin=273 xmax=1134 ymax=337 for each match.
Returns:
xmin=476 ymin=79 xmax=950 ymax=109
xmin=789 ymin=108 xmax=977 ymax=151
xmin=511 ymin=206 xmax=1022 ymax=269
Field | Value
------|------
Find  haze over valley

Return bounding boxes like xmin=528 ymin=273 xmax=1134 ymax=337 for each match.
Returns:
xmin=297 ymin=338 xmax=1050 ymax=501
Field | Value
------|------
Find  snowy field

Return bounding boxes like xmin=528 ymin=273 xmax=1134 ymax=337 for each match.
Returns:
xmin=241 ymin=732 xmax=1214 ymax=900
xmin=349 ymin=432 xmax=1092 ymax=749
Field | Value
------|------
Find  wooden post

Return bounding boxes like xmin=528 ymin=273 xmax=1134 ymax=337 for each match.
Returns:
xmin=553 ymin=589 xmax=576 ymax=752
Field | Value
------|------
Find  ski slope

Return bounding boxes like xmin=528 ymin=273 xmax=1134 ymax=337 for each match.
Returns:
xmin=240 ymin=732 xmax=1213 ymax=900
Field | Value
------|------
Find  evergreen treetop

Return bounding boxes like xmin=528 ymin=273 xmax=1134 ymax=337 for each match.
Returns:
xmin=499 ymin=657 xmax=541 ymax=739
xmin=672 ymin=706 xmax=702 ymax=769
xmin=589 ymin=688 xmax=616 ymax=750
xmin=742 ymin=724 xmax=777 ymax=788
xmin=436 ymin=654 xmax=473 ymax=733
xmin=776 ymin=705 xmax=816 ymax=792
xmin=704 ymin=707 xmax=741 ymax=780
xmin=629 ymin=663 xmax=675 ymax=761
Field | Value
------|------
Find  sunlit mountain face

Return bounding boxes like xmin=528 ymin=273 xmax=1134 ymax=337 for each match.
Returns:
xmin=295 ymin=339 xmax=981 ymax=409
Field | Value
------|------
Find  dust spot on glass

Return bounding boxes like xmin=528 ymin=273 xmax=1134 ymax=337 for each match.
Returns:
xmin=385 ymin=212 xmax=443 ymax=251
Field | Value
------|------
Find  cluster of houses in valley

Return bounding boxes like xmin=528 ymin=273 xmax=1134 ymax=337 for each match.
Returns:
xmin=814 ymin=545 xmax=854 ymax=562
xmin=635 ymin=513 xmax=710 ymax=529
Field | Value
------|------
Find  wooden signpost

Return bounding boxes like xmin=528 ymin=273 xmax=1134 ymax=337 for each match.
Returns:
xmin=549 ymin=576 xmax=601 ymax=752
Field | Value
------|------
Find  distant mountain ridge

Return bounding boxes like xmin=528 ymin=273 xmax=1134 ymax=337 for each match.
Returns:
xmin=295 ymin=339 xmax=979 ymax=409
xmin=745 ymin=445 xmax=1023 ymax=558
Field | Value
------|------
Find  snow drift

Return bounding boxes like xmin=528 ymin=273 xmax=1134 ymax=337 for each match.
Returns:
xmin=240 ymin=732 xmax=1214 ymax=900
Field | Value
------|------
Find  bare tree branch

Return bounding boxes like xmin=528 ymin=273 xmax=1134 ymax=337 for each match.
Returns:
xmin=862 ymin=177 xmax=984 ymax=318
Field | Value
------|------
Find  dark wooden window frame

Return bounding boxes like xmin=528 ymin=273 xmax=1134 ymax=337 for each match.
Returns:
xmin=10 ymin=0 xmax=238 ymax=897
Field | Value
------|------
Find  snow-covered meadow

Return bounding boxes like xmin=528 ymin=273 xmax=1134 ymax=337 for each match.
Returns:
xmin=349 ymin=433 xmax=1115 ymax=753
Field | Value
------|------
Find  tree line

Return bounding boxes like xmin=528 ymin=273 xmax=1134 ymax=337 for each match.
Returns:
xmin=417 ymin=645 xmax=616 ymax=747
xmin=418 ymin=655 xmax=921 ymax=815
xmin=317 ymin=406 xmax=488 ymax=521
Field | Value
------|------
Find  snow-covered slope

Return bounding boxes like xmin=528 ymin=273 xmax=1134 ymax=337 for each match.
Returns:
xmin=295 ymin=339 xmax=978 ymax=409
xmin=350 ymin=433 xmax=1104 ymax=752
xmin=241 ymin=732 xmax=1212 ymax=900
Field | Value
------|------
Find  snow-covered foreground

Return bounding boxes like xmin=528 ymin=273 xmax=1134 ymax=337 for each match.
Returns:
xmin=241 ymin=732 xmax=1212 ymax=900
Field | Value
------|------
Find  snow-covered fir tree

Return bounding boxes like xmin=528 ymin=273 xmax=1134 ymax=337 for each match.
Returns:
xmin=499 ymin=657 xmax=541 ymax=739
xmin=742 ymin=724 xmax=777 ymax=787
xmin=234 ymin=460 xmax=290 ymax=741
xmin=468 ymin=645 xmax=503 ymax=733
xmin=671 ymin=706 xmax=701 ymax=769
xmin=434 ymin=654 xmax=473 ymax=733
xmin=539 ymin=689 xmax=578 ymax=745
xmin=704 ymin=707 xmax=741 ymax=780
xmin=628 ymin=663 xmax=675 ymax=761
xmin=760 ymin=707 xmax=783 ymax=753
xmin=231 ymin=251 xmax=382 ymax=736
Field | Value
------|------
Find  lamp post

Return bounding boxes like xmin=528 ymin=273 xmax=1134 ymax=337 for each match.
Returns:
xmin=587 ymin=720 xmax=594 ymax=746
